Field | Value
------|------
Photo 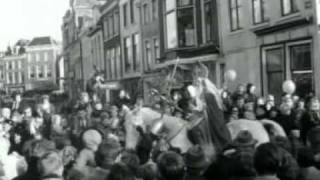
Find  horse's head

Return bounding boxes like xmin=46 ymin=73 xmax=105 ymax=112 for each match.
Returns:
xmin=123 ymin=107 xmax=161 ymax=149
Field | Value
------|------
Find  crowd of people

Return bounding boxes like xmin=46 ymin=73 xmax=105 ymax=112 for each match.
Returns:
xmin=0 ymin=80 xmax=319 ymax=180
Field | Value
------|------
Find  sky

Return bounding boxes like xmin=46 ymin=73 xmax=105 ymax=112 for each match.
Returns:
xmin=0 ymin=0 xmax=70 ymax=51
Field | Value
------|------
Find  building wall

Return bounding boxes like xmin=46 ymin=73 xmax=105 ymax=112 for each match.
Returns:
xmin=140 ymin=0 xmax=161 ymax=71
xmin=80 ymin=33 xmax=94 ymax=90
xmin=90 ymin=30 xmax=105 ymax=73
xmin=119 ymin=0 xmax=142 ymax=79
xmin=218 ymin=0 xmax=316 ymax=98
xmin=3 ymin=55 xmax=26 ymax=92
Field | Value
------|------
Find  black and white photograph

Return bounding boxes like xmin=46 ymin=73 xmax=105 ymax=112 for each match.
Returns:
xmin=0 ymin=0 xmax=320 ymax=180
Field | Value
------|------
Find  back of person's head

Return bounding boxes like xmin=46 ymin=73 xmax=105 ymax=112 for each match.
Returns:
xmin=107 ymin=163 xmax=135 ymax=180
xmin=230 ymin=150 xmax=256 ymax=178
xmin=271 ymin=136 xmax=292 ymax=154
xmin=136 ymin=132 xmax=153 ymax=165
xmin=37 ymin=151 xmax=63 ymax=179
xmin=96 ymin=138 xmax=121 ymax=169
xmin=307 ymin=127 xmax=320 ymax=152
xmin=24 ymin=139 xmax=56 ymax=161
xmin=277 ymin=148 xmax=299 ymax=180
xmin=120 ymin=149 xmax=140 ymax=175
xmin=185 ymin=145 xmax=209 ymax=175
xmin=137 ymin=162 xmax=158 ymax=180
xmin=157 ymin=151 xmax=185 ymax=180
xmin=254 ymin=143 xmax=282 ymax=176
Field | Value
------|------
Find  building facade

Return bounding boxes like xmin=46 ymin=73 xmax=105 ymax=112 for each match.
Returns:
xmin=101 ymin=0 xmax=122 ymax=102
xmin=119 ymin=0 xmax=143 ymax=100
xmin=25 ymin=36 xmax=61 ymax=91
xmin=2 ymin=55 xmax=26 ymax=93
xmin=62 ymin=0 xmax=107 ymax=99
xmin=147 ymin=0 xmax=220 ymax=99
xmin=219 ymin=0 xmax=317 ymax=100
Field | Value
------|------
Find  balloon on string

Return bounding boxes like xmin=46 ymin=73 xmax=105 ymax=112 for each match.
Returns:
xmin=224 ymin=69 xmax=237 ymax=82
xmin=282 ymin=80 xmax=296 ymax=94
xmin=187 ymin=85 xmax=197 ymax=98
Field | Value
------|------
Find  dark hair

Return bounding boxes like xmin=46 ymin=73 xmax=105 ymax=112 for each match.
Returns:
xmin=254 ymin=143 xmax=282 ymax=175
xmin=136 ymin=132 xmax=153 ymax=165
xmin=157 ymin=151 xmax=185 ymax=180
xmin=307 ymin=126 xmax=320 ymax=150
xmin=230 ymin=150 xmax=256 ymax=178
xmin=120 ymin=149 xmax=140 ymax=175
xmin=107 ymin=163 xmax=135 ymax=180
xmin=137 ymin=163 xmax=158 ymax=180
xmin=277 ymin=149 xmax=299 ymax=180
xmin=271 ymin=136 xmax=292 ymax=155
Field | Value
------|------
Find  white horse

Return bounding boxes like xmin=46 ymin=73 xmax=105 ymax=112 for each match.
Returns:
xmin=124 ymin=106 xmax=287 ymax=162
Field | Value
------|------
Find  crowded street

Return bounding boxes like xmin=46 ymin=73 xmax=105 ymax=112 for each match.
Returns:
xmin=1 ymin=0 xmax=320 ymax=180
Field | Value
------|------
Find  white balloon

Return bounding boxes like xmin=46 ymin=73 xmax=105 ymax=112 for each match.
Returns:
xmin=282 ymin=80 xmax=296 ymax=94
xmin=225 ymin=69 xmax=237 ymax=82
xmin=187 ymin=85 xmax=197 ymax=98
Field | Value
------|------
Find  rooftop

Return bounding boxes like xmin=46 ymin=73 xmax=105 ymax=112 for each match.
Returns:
xmin=28 ymin=36 xmax=57 ymax=46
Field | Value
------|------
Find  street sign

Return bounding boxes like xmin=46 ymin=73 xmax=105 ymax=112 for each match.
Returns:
xmin=99 ymin=82 xmax=120 ymax=90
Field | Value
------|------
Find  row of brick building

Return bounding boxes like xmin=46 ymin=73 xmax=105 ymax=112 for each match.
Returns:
xmin=62 ymin=0 xmax=320 ymax=103
xmin=0 ymin=37 xmax=63 ymax=94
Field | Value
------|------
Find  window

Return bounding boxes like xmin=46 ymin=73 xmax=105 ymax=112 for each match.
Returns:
xmin=262 ymin=41 xmax=312 ymax=101
xmin=116 ymin=46 xmax=121 ymax=78
xmin=78 ymin=16 xmax=84 ymax=28
xmin=265 ymin=48 xmax=285 ymax=102
xmin=108 ymin=15 xmax=114 ymax=37
xmin=130 ymin=0 xmax=135 ymax=23
xmin=289 ymin=43 xmax=312 ymax=97
xmin=18 ymin=61 xmax=21 ymax=69
xmin=28 ymin=54 xmax=31 ymax=62
xmin=106 ymin=50 xmax=110 ymax=80
xmin=15 ymin=72 xmax=19 ymax=84
xmin=165 ymin=1 xmax=178 ymax=49
xmin=110 ymin=48 xmax=115 ymax=79
xmin=164 ymin=0 xmax=195 ymax=48
xmin=202 ymin=0 xmax=214 ymax=43
xmin=104 ymin=18 xmax=109 ymax=39
xmin=252 ymin=0 xmax=268 ymax=24
xmin=18 ymin=72 xmax=22 ymax=83
xmin=12 ymin=72 xmax=15 ymax=84
xmin=229 ymin=0 xmax=243 ymax=31
xmin=47 ymin=65 xmax=52 ymax=78
xmin=36 ymin=53 xmax=40 ymax=62
xmin=153 ymin=38 xmax=160 ymax=63
xmin=8 ymin=62 xmax=12 ymax=70
xmin=152 ymin=0 xmax=158 ymax=20
xmin=114 ymin=11 xmax=119 ymax=35
xmin=143 ymin=4 xmax=150 ymax=24
xmin=145 ymin=41 xmax=152 ymax=69
xmin=123 ymin=3 xmax=128 ymax=27
xmin=124 ymin=37 xmax=132 ymax=73
xmin=37 ymin=65 xmax=44 ymax=79
xmin=132 ymin=34 xmax=140 ymax=72
xmin=8 ymin=73 xmax=13 ymax=84
xmin=44 ymin=52 xmax=48 ymax=61
xmin=177 ymin=2 xmax=195 ymax=47
xmin=6 ymin=73 xmax=9 ymax=84
xmin=281 ymin=0 xmax=298 ymax=16
xmin=29 ymin=66 xmax=36 ymax=79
